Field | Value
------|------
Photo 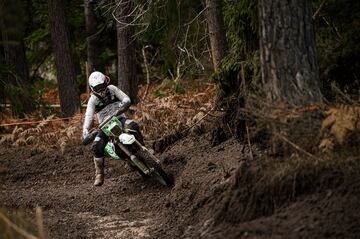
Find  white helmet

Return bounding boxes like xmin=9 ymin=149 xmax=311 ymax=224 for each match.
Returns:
xmin=88 ymin=71 xmax=108 ymax=93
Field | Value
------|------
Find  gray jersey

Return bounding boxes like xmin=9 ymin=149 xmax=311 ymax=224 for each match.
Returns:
xmin=83 ymin=85 xmax=131 ymax=131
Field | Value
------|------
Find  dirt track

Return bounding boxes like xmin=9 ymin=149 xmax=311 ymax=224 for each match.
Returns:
xmin=1 ymin=135 xmax=360 ymax=238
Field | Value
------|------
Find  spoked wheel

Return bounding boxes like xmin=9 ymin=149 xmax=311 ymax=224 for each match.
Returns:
xmin=135 ymin=149 xmax=173 ymax=187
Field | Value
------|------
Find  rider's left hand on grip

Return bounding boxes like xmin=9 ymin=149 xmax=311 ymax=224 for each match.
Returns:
xmin=82 ymin=130 xmax=97 ymax=145
xmin=82 ymin=129 xmax=89 ymax=140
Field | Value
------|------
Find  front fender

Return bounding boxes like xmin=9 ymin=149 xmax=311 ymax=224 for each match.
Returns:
xmin=119 ymin=133 xmax=136 ymax=145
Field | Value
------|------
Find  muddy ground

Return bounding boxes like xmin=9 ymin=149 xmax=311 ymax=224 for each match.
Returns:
xmin=1 ymin=134 xmax=360 ymax=238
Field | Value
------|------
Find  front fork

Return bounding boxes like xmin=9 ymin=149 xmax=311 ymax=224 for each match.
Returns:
xmin=117 ymin=142 xmax=151 ymax=175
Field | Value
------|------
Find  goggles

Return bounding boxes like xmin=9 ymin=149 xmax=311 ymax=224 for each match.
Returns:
xmin=92 ymin=83 xmax=107 ymax=93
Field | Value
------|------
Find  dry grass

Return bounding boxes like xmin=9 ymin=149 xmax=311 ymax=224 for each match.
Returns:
xmin=319 ymin=104 xmax=360 ymax=152
xmin=0 ymin=81 xmax=216 ymax=152
xmin=0 ymin=114 xmax=81 ymax=153
xmin=2 ymin=81 xmax=359 ymax=158
xmin=238 ymin=94 xmax=323 ymax=155
xmin=133 ymin=82 xmax=217 ymax=141
xmin=240 ymin=93 xmax=360 ymax=158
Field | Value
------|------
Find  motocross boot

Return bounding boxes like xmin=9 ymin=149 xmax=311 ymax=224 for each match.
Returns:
xmin=93 ymin=157 xmax=104 ymax=186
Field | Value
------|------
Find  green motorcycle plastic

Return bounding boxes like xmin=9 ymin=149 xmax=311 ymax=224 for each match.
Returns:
xmin=84 ymin=114 xmax=172 ymax=187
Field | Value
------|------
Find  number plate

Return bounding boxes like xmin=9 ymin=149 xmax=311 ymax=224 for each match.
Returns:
xmin=101 ymin=116 xmax=123 ymax=136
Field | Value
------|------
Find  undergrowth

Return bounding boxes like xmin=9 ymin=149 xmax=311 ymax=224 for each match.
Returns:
xmin=0 ymin=81 xmax=216 ymax=153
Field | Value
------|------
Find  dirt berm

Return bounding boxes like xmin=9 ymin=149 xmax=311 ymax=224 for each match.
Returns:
xmin=0 ymin=134 xmax=359 ymax=238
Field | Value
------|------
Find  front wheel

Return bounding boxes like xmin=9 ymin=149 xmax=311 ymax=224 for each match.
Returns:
xmin=135 ymin=149 xmax=173 ymax=187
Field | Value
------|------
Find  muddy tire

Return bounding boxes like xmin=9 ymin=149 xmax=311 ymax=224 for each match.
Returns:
xmin=136 ymin=149 xmax=173 ymax=187
xmin=130 ymin=164 xmax=150 ymax=179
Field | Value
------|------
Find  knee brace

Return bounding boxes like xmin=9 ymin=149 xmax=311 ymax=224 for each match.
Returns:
xmin=124 ymin=120 xmax=144 ymax=144
xmin=125 ymin=119 xmax=140 ymax=131
xmin=91 ymin=136 xmax=107 ymax=158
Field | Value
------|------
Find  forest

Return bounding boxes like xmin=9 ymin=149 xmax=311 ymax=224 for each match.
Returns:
xmin=0 ymin=0 xmax=360 ymax=238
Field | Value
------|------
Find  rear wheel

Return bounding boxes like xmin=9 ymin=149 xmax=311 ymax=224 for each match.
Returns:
xmin=135 ymin=149 xmax=173 ymax=187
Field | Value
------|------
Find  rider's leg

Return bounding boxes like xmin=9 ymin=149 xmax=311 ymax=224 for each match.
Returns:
xmin=124 ymin=119 xmax=144 ymax=145
xmin=93 ymin=157 xmax=104 ymax=186
xmin=91 ymin=131 xmax=108 ymax=186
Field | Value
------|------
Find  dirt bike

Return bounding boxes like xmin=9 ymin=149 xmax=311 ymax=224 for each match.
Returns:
xmin=82 ymin=110 xmax=172 ymax=187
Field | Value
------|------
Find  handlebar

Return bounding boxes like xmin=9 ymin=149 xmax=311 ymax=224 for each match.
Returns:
xmin=83 ymin=107 xmax=127 ymax=146
xmin=98 ymin=108 xmax=125 ymax=129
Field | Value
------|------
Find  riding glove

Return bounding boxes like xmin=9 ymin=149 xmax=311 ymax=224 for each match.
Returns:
xmin=82 ymin=129 xmax=89 ymax=139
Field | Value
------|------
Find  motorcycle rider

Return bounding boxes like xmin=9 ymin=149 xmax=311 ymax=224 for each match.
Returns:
xmin=82 ymin=71 xmax=143 ymax=186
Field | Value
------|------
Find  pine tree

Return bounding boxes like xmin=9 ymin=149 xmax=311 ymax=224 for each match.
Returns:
xmin=259 ymin=0 xmax=322 ymax=106
xmin=48 ymin=0 xmax=80 ymax=116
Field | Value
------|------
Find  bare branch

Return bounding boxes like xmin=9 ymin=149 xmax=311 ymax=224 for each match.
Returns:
xmin=313 ymin=0 xmax=327 ymax=20
xmin=142 ymin=45 xmax=151 ymax=101
xmin=36 ymin=207 xmax=46 ymax=239
xmin=276 ymin=133 xmax=323 ymax=161
xmin=184 ymin=6 xmax=208 ymax=26
xmin=246 ymin=123 xmax=254 ymax=160
xmin=0 ymin=212 xmax=39 ymax=239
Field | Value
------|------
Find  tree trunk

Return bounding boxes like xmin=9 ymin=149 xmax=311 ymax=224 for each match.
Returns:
xmin=205 ymin=0 xmax=228 ymax=72
xmin=115 ymin=0 xmax=138 ymax=103
xmin=84 ymin=0 xmax=101 ymax=77
xmin=0 ymin=0 xmax=35 ymax=116
xmin=48 ymin=0 xmax=80 ymax=116
xmin=259 ymin=0 xmax=322 ymax=106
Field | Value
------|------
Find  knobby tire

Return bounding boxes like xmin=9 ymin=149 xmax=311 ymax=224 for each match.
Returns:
xmin=135 ymin=149 xmax=173 ymax=187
